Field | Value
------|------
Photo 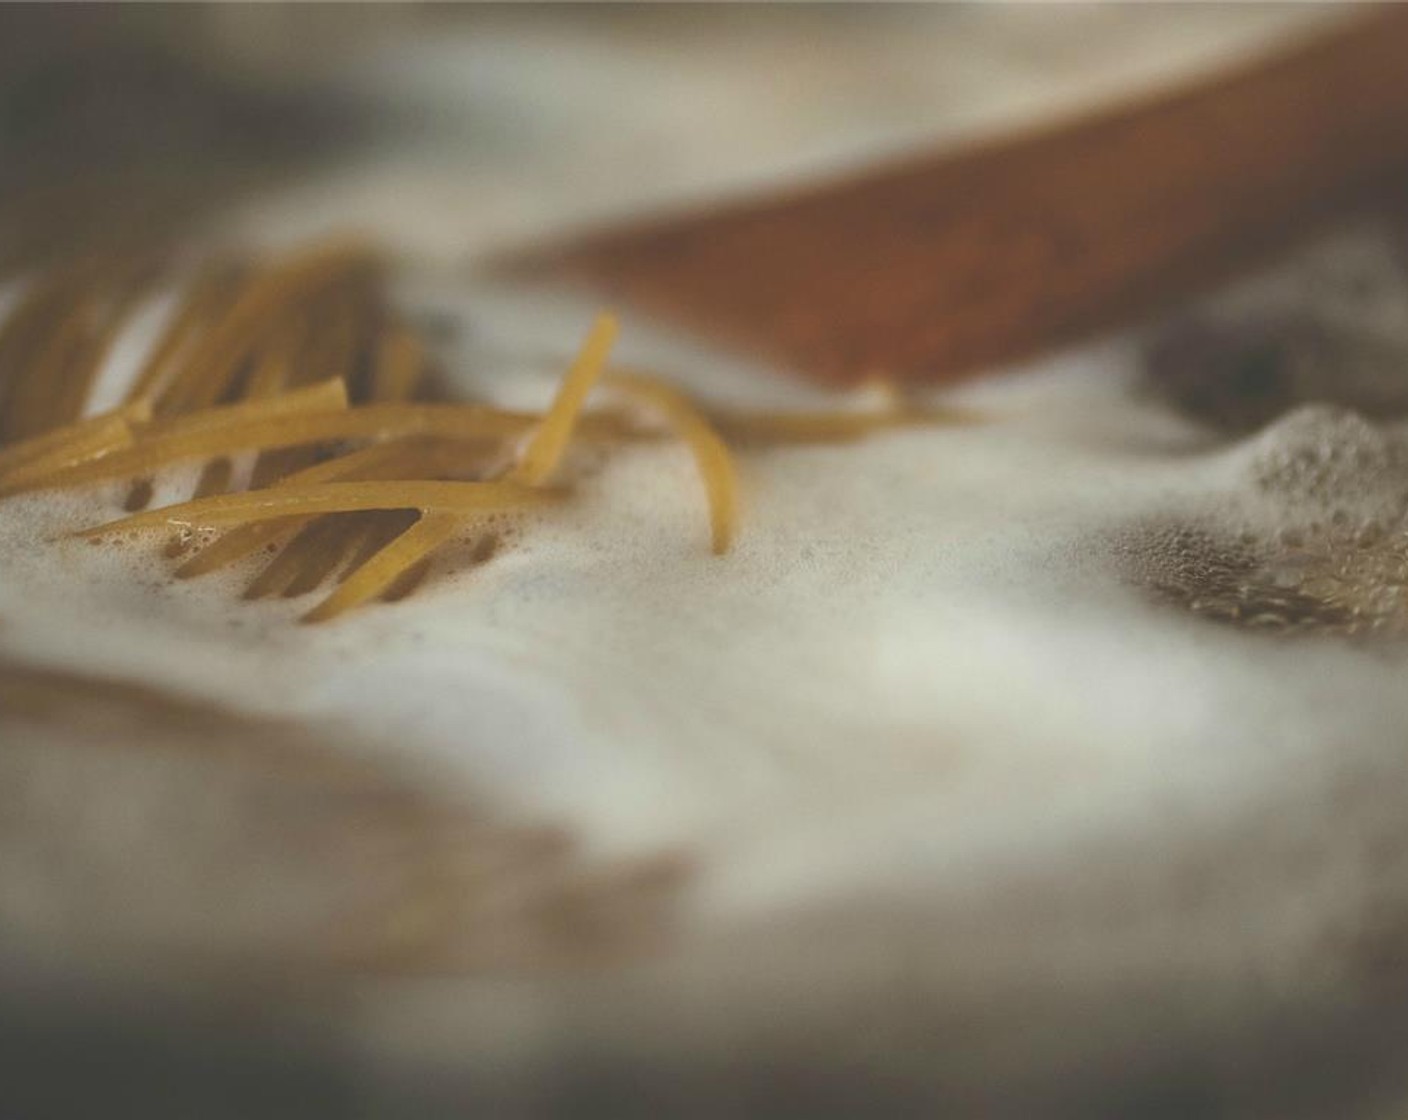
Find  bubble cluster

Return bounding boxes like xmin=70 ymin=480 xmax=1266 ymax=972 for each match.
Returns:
xmin=1122 ymin=405 xmax=1408 ymax=640
xmin=1122 ymin=226 xmax=1408 ymax=640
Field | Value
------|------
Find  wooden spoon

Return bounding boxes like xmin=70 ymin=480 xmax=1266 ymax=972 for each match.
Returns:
xmin=499 ymin=7 xmax=1408 ymax=387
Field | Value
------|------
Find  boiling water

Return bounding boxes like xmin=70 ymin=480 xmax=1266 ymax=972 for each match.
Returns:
xmin=3 ymin=6 xmax=1406 ymax=1112
xmin=10 ymin=239 xmax=1408 ymax=1110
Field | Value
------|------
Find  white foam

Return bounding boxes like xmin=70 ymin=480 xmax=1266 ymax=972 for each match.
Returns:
xmin=8 ymin=13 xmax=1408 ymax=1088
xmin=7 ymin=248 xmax=1408 ymax=950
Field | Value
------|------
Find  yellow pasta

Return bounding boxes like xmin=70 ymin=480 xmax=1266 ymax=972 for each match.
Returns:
xmin=0 ymin=267 xmax=102 ymax=443
xmin=4 ymin=296 xmax=96 ymax=443
xmin=47 ymin=267 xmax=157 ymax=431
xmin=0 ymin=403 xmax=147 ymax=478
xmin=243 ymin=516 xmax=351 ymax=600
xmin=155 ymin=242 xmax=379 ymax=415
xmin=141 ymin=377 xmax=348 ymax=438
xmin=0 ymin=236 xmax=992 ymax=621
xmin=126 ymin=262 xmax=245 ymax=407
xmin=605 ymin=372 xmax=740 ymax=555
xmin=240 ymin=319 xmax=301 ymax=401
xmin=1 ymin=381 xmax=349 ymax=495
xmin=0 ymin=418 xmax=133 ymax=490
xmin=214 ymin=442 xmax=441 ymax=594
xmin=190 ymin=457 xmax=235 ymax=500
xmin=79 ymin=480 xmax=558 ymax=536
xmin=510 ymin=312 xmax=618 ymax=485
xmin=0 ymin=273 xmax=77 ymax=415
xmin=337 ymin=511 xmax=421 ymax=576
xmin=371 ymin=324 xmax=425 ymax=403
xmin=284 ymin=513 xmax=418 ymax=599
xmin=7 ymin=400 xmax=618 ymax=496
xmin=302 ymin=512 xmax=461 ymax=623
xmin=172 ymin=515 xmax=301 ymax=578
xmin=175 ymin=439 xmax=498 ymax=579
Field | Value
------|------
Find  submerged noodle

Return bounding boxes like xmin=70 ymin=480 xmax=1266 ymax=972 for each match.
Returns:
xmin=302 ymin=512 xmax=461 ymax=623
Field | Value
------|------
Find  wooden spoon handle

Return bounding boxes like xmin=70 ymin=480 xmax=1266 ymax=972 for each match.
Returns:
xmin=504 ymin=9 xmax=1408 ymax=386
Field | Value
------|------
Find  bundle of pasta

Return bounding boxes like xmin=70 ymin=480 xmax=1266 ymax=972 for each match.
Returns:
xmin=0 ymin=242 xmax=962 ymax=621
